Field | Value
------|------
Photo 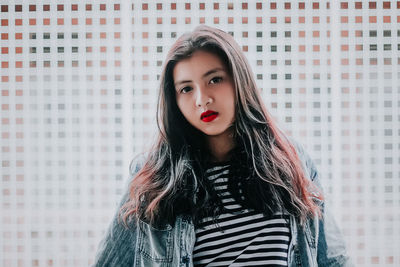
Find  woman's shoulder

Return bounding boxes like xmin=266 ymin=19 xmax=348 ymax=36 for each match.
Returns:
xmin=128 ymin=153 xmax=147 ymax=176
xmin=286 ymin=136 xmax=324 ymax=197
xmin=124 ymin=152 xmax=149 ymax=188
xmin=285 ymin=136 xmax=310 ymax=172
xmin=285 ymin=135 xmax=306 ymax=157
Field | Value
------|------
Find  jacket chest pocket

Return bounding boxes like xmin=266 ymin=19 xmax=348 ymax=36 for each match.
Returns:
xmin=136 ymin=220 xmax=174 ymax=265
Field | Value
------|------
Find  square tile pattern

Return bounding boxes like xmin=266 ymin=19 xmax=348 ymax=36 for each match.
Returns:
xmin=1 ymin=1 xmax=399 ymax=266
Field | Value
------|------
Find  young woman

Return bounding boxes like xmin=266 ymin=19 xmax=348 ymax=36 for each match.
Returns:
xmin=93 ymin=25 xmax=353 ymax=266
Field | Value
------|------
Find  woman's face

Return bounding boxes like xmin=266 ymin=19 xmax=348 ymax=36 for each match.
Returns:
xmin=173 ymin=50 xmax=236 ymax=138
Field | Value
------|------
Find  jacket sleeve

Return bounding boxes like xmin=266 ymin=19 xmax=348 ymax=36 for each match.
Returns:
xmin=290 ymin=138 xmax=354 ymax=267
xmin=92 ymin=156 xmax=145 ymax=267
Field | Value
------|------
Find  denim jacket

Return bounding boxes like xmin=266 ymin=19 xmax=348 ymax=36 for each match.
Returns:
xmin=93 ymin=140 xmax=354 ymax=267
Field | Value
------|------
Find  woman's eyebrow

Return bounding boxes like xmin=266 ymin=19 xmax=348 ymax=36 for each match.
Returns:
xmin=174 ymin=67 xmax=225 ymax=87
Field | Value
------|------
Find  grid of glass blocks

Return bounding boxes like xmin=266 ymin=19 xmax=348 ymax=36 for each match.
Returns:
xmin=1 ymin=1 xmax=399 ymax=266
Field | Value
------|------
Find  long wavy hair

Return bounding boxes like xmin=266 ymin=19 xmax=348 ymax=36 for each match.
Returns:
xmin=121 ymin=25 xmax=322 ymax=228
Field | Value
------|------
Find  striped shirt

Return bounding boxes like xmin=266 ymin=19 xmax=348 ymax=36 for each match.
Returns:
xmin=193 ymin=163 xmax=291 ymax=267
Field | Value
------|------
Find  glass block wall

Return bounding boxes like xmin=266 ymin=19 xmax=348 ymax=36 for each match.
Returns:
xmin=1 ymin=1 xmax=399 ymax=266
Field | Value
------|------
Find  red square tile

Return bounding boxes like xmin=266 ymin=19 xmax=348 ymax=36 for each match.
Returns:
xmin=383 ymin=16 xmax=391 ymax=23
xmin=369 ymin=2 xmax=376 ymax=9
xmin=369 ymin=16 xmax=377 ymax=23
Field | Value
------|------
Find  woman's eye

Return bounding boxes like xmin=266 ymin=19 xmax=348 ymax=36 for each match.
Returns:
xmin=210 ymin=77 xmax=222 ymax=84
xmin=180 ymin=87 xmax=192 ymax=94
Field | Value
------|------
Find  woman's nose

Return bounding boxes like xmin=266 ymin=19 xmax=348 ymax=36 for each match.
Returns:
xmin=195 ymin=87 xmax=212 ymax=107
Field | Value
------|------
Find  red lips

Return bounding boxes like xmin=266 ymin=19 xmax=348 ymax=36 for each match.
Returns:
xmin=201 ymin=110 xmax=219 ymax=122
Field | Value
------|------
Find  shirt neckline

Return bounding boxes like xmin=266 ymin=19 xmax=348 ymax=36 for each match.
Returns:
xmin=204 ymin=160 xmax=232 ymax=168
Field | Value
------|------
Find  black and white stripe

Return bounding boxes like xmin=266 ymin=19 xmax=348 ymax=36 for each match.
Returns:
xmin=193 ymin=163 xmax=291 ymax=267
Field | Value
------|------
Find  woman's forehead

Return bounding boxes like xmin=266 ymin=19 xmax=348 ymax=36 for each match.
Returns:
xmin=173 ymin=51 xmax=228 ymax=79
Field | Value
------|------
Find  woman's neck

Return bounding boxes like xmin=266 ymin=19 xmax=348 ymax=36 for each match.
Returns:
xmin=205 ymin=130 xmax=235 ymax=163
